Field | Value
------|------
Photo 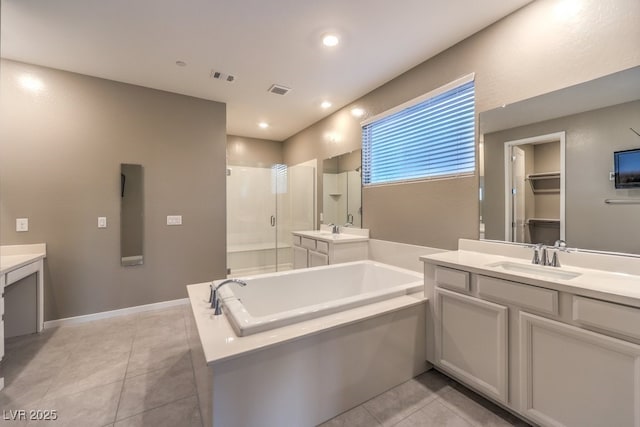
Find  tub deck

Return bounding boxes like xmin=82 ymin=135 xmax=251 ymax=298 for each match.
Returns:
xmin=187 ymin=281 xmax=425 ymax=365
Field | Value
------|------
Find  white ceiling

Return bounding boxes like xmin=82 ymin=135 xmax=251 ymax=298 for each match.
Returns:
xmin=1 ymin=0 xmax=531 ymax=141
xmin=480 ymin=66 xmax=640 ymax=134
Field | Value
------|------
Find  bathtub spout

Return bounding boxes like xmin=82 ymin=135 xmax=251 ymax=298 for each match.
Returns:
xmin=211 ymin=278 xmax=247 ymax=315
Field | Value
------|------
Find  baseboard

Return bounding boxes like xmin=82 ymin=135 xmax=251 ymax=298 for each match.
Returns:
xmin=43 ymin=298 xmax=189 ymax=329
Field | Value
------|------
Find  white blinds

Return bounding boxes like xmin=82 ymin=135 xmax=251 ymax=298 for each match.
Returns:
xmin=362 ymin=79 xmax=475 ymax=185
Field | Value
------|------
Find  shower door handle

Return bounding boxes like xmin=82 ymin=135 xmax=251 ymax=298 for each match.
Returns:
xmin=270 ymin=215 xmax=276 ymax=227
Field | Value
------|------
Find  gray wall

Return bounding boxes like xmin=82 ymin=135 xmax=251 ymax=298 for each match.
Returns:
xmin=282 ymin=0 xmax=640 ymax=250
xmin=483 ymin=100 xmax=640 ymax=254
xmin=0 ymin=59 xmax=228 ymax=320
xmin=227 ymin=135 xmax=283 ymax=167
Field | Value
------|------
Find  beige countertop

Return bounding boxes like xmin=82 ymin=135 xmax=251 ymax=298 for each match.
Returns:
xmin=1 ymin=244 xmax=47 ymax=277
xmin=1 ymin=253 xmax=46 ymax=275
xmin=292 ymin=230 xmax=369 ymax=244
xmin=421 ymin=250 xmax=640 ymax=308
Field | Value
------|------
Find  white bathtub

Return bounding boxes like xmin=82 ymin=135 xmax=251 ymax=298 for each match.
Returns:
xmin=216 ymin=260 xmax=423 ymax=336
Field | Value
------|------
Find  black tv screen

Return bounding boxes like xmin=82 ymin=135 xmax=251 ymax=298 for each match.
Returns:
xmin=614 ymin=148 xmax=640 ymax=189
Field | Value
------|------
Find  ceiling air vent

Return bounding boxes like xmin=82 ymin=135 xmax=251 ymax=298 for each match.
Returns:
xmin=210 ymin=70 xmax=235 ymax=82
xmin=268 ymin=84 xmax=292 ymax=96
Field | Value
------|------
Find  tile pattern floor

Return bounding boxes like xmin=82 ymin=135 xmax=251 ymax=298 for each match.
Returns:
xmin=1 ymin=305 xmax=531 ymax=427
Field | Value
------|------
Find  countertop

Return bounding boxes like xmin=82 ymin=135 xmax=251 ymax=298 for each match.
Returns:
xmin=187 ymin=281 xmax=425 ymax=365
xmin=421 ymin=250 xmax=640 ymax=308
xmin=1 ymin=253 xmax=46 ymax=275
xmin=292 ymin=230 xmax=369 ymax=244
xmin=1 ymin=244 xmax=47 ymax=277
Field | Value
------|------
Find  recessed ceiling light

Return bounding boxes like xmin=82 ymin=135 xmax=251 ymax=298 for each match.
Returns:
xmin=175 ymin=60 xmax=187 ymax=67
xmin=258 ymin=122 xmax=269 ymax=129
xmin=322 ymin=34 xmax=340 ymax=47
xmin=321 ymin=101 xmax=332 ymax=109
xmin=18 ymin=74 xmax=45 ymax=93
xmin=351 ymin=107 xmax=365 ymax=118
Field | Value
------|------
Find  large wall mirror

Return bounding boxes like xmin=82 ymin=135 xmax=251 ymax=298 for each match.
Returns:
xmin=121 ymin=163 xmax=144 ymax=266
xmin=322 ymin=149 xmax=362 ymax=228
xmin=480 ymin=65 xmax=640 ymax=255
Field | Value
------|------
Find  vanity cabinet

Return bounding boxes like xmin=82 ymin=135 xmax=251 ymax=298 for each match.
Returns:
xmin=435 ymin=287 xmax=508 ymax=403
xmin=291 ymin=232 xmax=368 ymax=269
xmin=425 ymin=261 xmax=640 ymax=427
xmin=520 ymin=312 xmax=640 ymax=427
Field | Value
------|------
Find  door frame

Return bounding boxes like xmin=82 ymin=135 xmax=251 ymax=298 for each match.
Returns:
xmin=503 ymin=132 xmax=566 ymax=242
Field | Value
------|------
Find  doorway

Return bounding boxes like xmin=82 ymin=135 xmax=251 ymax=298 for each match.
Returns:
xmin=504 ymin=132 xmax=565 ymax=245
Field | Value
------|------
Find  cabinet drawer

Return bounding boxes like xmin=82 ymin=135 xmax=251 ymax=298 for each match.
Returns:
xmin=292 ymin=235 xmax=302 ymax=246
xmin=6 ymin=262 xmax=39 ymax=286
xmin=435 ymin=266 xmax=470 ymax=292
xmin=300 ymin=237 xmax=316 ymax=250
xmin=316 ymin=240 xmax=329 ymax=254
xmin=573 ymin=296 xmax=640 ymax=341
xmin=478 ymin=275 xmax=558 ymax=316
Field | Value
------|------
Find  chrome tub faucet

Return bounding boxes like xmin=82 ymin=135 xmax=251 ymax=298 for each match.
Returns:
xmin=209 ymin=278 xmax=247 ymax=315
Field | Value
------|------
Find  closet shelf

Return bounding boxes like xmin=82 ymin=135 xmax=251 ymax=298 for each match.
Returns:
xmin=526 ymin=171 xmax=560 ymax=194
xmin=526 ymin=218 xmax=560 ymax=227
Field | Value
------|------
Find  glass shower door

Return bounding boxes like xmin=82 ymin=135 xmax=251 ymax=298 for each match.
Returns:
xmin=226 ymin=163 xmax=315 ymax=277
xmin=227 ymin=165 xmax=277 ymax=276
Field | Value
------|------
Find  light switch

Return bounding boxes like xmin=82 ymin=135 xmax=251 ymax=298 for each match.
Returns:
xmin=16 ymin=218 xmax=29 ymax=232
xmin=98 ymin=217 xmax=107 ymax=228
xmin=167 ymin=215 xmax=182 ymax=226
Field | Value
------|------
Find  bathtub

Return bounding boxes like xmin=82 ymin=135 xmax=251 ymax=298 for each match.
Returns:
xmin=216 ymin=260 xmax=423 ymax=336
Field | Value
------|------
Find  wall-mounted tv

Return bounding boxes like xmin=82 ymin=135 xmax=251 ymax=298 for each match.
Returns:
xmin=614 ymin=148 xmax=640 ymax=189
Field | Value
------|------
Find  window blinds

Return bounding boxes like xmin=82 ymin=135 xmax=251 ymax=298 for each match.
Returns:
xmin=362 ymin=79 xmax=475 ymax=185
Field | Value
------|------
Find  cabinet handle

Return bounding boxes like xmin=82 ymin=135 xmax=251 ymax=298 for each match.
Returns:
xmin=270 ymin=215 xmax=276 ymax=227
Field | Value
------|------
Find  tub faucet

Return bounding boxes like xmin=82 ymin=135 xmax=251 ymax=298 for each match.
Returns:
xmin=210 ymin=278 xmax=247 ymax=315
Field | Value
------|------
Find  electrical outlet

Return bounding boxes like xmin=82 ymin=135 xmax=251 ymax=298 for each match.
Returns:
xmin=98 ymin=217 xmax=107 ymax=228
xmin=167 ymin=215 xmax=182 ymax=226
xmin=609 ymin=171 xmax=615 ymax=181
xmin=16 ymin=218 xmax=29 ymax=232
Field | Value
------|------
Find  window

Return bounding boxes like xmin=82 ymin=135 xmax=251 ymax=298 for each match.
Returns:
xmin=362 ymin=74 xmax=475 ymax=185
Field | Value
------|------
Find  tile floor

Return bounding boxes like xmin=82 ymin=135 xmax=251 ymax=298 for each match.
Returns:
xmin=1 ymin=305 xmax=530 ymax=427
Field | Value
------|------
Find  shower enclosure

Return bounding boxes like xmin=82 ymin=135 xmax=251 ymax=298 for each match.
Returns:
xmin=226 ymin=163 xmax=315 ymax=276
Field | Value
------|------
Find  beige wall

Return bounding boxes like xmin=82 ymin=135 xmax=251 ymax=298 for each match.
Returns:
xmin=0 ymin=59 xmax=227 ymax=320
xmin=483 ymin=100 xmax=640 ymax=254
xmin=227 ymin=135 xmax=283 ymax=167
xmin=282 ymin=0 xmax=640 ymax=249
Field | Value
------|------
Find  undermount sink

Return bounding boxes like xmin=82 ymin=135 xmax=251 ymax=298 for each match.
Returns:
xmin=487 ymin=261 xmax=582 ymax=280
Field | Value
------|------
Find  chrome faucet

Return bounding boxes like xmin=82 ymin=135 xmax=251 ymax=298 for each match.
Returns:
xmin=329 ymin=224 xmax=339 ymax=234
xmin=551 ymin=240 xmax=569 ymax=267
xmin=210 ymin=278 xmax=247 ymax=315
xmin=532 ymin=244 xmax=550 ymax=266
xmin=532 ymin=240 xmax=569 ymax=267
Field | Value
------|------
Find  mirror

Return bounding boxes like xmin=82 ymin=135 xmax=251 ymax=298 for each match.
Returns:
xmin=322 ymin=149 xmax=362 ymax=228
xmin=480 ymin=65 xmax=640 ymax=254
xmin=121 ymin=164 xmax=144 ymax=266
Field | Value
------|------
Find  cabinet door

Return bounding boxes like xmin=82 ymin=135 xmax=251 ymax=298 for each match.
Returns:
xmin=520 ymin=312 xmax=640 ymax=427
xmin=292 ymin=246 xmax=309 ymax=269
xmin=308 ymin=250 xmax=329 ymax=268
xmin=435 ymin=287 xmax=508 ymax=403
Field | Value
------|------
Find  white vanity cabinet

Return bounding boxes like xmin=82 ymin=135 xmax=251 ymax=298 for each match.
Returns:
xmin=0 ymin=244 xmax=47 ymax=391
xmin=435 ymin=286 xmax=508 ymax=403
xmin=291 ymin=231 xmax=368 ymax=269
xmin=424 ymin=259 xmax=640 ymax=427
xmin=520 ymin=311 xmax=640 ymax=427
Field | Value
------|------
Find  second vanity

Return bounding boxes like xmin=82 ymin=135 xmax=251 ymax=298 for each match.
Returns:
xmin=292 ymin=226 xmax=369 ymax=269
xmin=421 ymin=239 xmax=640 ymax=427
